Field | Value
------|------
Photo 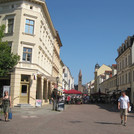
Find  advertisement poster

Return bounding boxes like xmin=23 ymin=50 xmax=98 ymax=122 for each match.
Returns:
xmin=3 ymin=86 xmax=10 ymax=97
xmin=36 ymin=99 xmax=42 ymax=107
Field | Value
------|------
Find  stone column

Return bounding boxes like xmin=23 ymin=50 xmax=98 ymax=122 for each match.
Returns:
xmin=10 ymin=71 xmax=21 ymax=106
xmin=29 ymin=75 xmax=37 ymax=107
xmin=41 ymin=77 xmax=44 ymax=101
xmin=44 ymin=80 xmax=48 ymax=103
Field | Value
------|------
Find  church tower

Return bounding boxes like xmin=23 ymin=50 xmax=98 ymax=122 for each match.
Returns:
xmin=94 ymin=63 xmax=100 ymax=93
xmin=78 ymin=70 xmax=83 ymax=92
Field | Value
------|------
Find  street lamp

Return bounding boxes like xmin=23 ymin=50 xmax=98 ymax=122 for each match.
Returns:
xmin=56 ymin=76 xmax=59 ymax=89
xmin=56 ymin=77 xmax=59 ymax=111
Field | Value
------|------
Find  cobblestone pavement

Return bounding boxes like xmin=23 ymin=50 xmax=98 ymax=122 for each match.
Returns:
xmin=0 ymin=104 xmax=134 ymax=134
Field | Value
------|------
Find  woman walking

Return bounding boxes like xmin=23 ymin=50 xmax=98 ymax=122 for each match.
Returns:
xmin=2 ymin=91 xmax=11 ymax=122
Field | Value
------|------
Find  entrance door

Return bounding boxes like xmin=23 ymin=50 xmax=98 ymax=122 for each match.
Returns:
xmin=20 ymin=84 xmax=29 ymax=104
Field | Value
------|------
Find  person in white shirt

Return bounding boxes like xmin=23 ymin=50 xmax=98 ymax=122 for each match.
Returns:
xmin=118 ymin=91 xmax=130 ymax=126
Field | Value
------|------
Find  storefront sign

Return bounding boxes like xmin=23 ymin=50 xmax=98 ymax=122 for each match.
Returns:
xmin=36 ymin=99 xmax=42 ymax=107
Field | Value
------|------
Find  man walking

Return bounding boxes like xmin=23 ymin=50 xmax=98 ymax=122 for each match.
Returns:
xmin=118 ymin=91 xmax=130 ymax=126
xmin=51 ymin=87 xmax=58 ymax=111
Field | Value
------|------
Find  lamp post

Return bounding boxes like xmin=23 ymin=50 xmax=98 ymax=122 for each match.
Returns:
xmin=56 ymin=77 xmax=59 ymax=111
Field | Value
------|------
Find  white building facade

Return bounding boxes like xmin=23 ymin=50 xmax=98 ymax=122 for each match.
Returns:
xmin=62 ymin=65 xmax=74 ymax=90
xmin=0 ymin=0 xmax=59 ymax=106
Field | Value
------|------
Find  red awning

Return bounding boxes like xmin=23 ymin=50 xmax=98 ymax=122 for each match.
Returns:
xmin=63 ymin=89 xmax=67 ymax=92
xmin=64 ymin=89 xmax=82 ymax=94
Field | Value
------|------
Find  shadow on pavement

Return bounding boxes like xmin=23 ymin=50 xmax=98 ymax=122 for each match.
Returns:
xmin=128 ymin=115 xmax=134 ymax=118
xmin=96 ymin=104 xmax=119 ymax=113
xmin=95 ymin=121 xmax=121 ymax=125
xmin=69 ymin=121 xmax=83 ymax=124
xmin=0 ymin=119 xmax=5 ymax=122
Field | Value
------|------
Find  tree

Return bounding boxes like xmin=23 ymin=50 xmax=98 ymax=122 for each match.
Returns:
xmin=0 ymin=25 xmax=20 ymax=76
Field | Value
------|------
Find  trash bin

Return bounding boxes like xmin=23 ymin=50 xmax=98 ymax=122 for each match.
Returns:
xmin=57 ymin=101 xmax=64 ymax=111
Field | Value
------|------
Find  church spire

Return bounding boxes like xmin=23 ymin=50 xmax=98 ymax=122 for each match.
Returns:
xmin=78 ymin=69 xmax=83 ymax=92
xmin=79 ymin=69 xmax=82 ymax=77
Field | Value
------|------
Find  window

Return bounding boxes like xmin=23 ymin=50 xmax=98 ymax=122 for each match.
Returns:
xmin=122 ymin=75 xmax=124 ymax=85
xmin=8 ymin=18 xmax=14 ymax=33
xmin=125 ymin=57 xmax=127 ymax=67
xmin=126 ymin=73 xmax=127 ymax=84
xmin=11 ymin=5 xmax=14 ymax=9
xmin=120 ymin=76 xmax=121 ymax=85
xmin=122 ymin=60 xmax=124 ymax=69
xmin=128 ymin=72 xmax=131 ymax=83
xmin=25 ymin=19 xmax=34 ymax=35
xmin=128 ymin=55 xmax=131 ymax=65
xmin=133 ymin=71 xmax=134 ymax=82
xmin=22 ymin=47 xmax=32 ymax=62
xmin=8 ymin=42 xmax=12 ymax=52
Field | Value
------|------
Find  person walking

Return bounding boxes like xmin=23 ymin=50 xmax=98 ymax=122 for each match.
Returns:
xmin=51 ymin=88 xmax=58 ymax=111
xmin=2 ymin=91 xmax=11 ymax=122
xmin=118 ymin=91 xmax=130 ymax=126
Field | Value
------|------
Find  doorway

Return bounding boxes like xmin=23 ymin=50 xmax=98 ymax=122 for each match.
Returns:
xmin=19 ymin=75 xmax=30 ymax=104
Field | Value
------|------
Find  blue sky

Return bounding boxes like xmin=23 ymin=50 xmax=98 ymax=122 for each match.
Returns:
xmin=46 ymin=0 xmax=134 ymax=84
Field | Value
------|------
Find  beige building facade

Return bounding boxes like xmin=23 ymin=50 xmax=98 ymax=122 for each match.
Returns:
xmin=52 ymin=31 xmax=62 ymax=91
xmin=94 ymin=64 xmax=112 ymax=93
xmin=99 ymin=36 xmax=134 ymax=105
xmin=99 ymin=64 xmax=117 ymax=94
xmin=0 ymin=0 xmax=62 ymax=106
xmin=116 ymin=36 xmax=134 ymax=104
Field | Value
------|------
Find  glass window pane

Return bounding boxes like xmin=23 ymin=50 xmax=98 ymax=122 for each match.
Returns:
xmin=21 ymin=85 xmax=27 ymax=94
xmin=8 ymin=25 xmax=12 ymax=33
xmin=23 ymin=48 xmax=27 ymax=52
xmin=8 ymin=19 xmax=14 ymax=24
xmin=27 ymin=54 xmax=31 ymax=61
xmin=28 ymin=48 xmax=32 ymax=52
xmin=26 ymin=19 xmax=29 ymax=24
xmin=25 ymin=25 xmax=29 ymax=33
xmin=23 ymin=53 xmax=26 ymax=61
xmin=30 ymin=20 xmax=34 ymax=25
xmin=21 ymin=75 xmax=30 ymax=81
xmin=29 ymin=26 xmax=34 ymax=34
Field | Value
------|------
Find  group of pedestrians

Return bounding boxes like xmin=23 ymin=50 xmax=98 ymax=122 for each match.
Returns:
xmin=0 ymin=89 xmax=131 ymax=126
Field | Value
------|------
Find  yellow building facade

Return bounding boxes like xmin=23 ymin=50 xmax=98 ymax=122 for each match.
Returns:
xmin=94 ymin=64 xmax=112 ymax=93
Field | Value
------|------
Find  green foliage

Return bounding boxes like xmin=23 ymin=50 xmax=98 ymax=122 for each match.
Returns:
xmin=0 ymin=25 xmax=5 ymax=42
xmin=0 ymin=25 xmax=20 ymax=77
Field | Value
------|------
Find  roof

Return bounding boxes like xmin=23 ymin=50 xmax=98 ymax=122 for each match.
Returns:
xmin=112 ymin=64 xmax=117 ymax=67
xmin=56 ymin=30 xmax=63 ymax=47
xmin=116 ymin=35 xmax=134 ymax=60
xmin=105 ymin=71 xmax=112 ymax=74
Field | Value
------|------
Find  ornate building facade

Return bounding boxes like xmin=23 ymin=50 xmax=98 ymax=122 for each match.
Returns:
xmin=0 ymin=0 xmax=63 ymax=106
